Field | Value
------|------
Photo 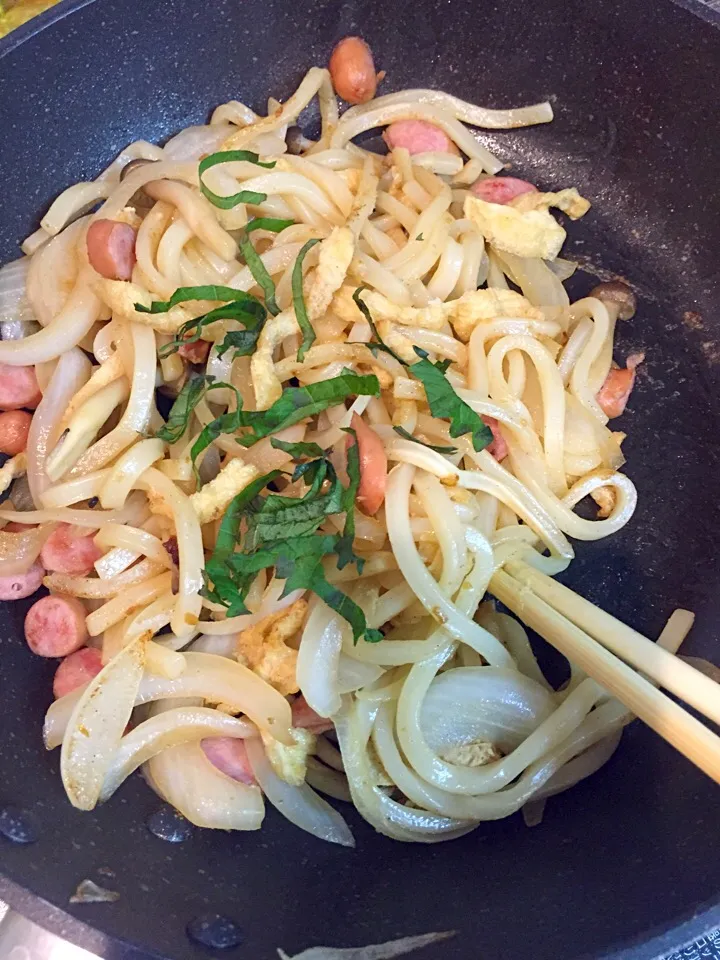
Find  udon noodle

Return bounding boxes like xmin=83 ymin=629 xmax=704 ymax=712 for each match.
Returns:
xmin=0 ymin=49 xmax=669 ymax=845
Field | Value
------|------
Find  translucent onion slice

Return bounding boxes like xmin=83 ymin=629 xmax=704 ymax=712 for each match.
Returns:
xmin=99 ymin=706 xmax=254 ymax=802
xmin=26 ymin=347 xmax=92 ymax=504
xmin=61 ymin=633 xmax=147 ymax=811
xmin=296 ymin=601 xmax=345 ymax=718
xmin=0 ymin=523 xmax=54 ymax=577
xmin=0 ymin=257 xmax=36 ymax=329
xmin=45 ymin=651 xmax=293 ymax=749
xmin=244 ymin=736 xmax=355 ymax=847
xmin=420 ymin=667 xmax=557 ymax=755
xmin=146 ymin=706 xmax=264 ymax=831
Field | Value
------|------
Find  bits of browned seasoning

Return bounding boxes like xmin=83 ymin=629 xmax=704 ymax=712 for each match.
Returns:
xmin=329 ymin=36 xmax=378 ymax=104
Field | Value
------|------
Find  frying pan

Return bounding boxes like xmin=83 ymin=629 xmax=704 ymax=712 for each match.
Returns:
xmin=1 ymin=1 xmax=720 ymax=958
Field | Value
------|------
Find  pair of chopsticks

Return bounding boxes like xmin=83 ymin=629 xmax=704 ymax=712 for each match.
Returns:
xmin=490 ymin=559 xmax=720 ymax=785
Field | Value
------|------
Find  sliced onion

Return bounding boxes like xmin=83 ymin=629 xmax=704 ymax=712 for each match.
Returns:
xmin=296 ymin=601 xmax=345 ymax=718
xmin=45 ymin=651 xmax=293 ymax=750
xmin=420 ymin=667 xmax=557 ymax=755
xmin=189 ymin=633 xmax=238 ymax=658
xmin=0 ymin=523 xmax=53 ymax=577
xmin=337 ymin=654 xmax=385 ymax=694
xmin=26 ymin=218 xmax=87 ymax=327
xmin=245 ymin=736 xmax=355 ymax=847
xmin=305 ymin=757 xmax=352 ymax=803
xmin=162 ymin=124 xmax=234 ymax=161
xmin=27 ymin=348 xmax=92 ymax=504
xmin=61 ymin=634 xmax=147 ymax=811
xmin=146 ymin=702 xmax=264 ymax=830
xmin=0 ymin=257 xmax=36 ymax=330
xmin=99 ymin=705 xmax=254 ymax=802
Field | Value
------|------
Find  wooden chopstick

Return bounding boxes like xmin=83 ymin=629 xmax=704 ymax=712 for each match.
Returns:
xmin=504 ymin=559 xmax=720 ymax=727
xmin=490 ymin=568 xmax=720 ymax=786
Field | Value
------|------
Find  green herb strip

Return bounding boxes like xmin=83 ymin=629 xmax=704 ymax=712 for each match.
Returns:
xmin=392 ymin=425 xmax=458 ymax=455
xmin=351 ymin=286 xmax=404 ymax=363
xmin=411 ymin=348 xmax=493 ymax=452
xmin=293 ymin=239 xmax=321 ymax=362
xmin=199 ymin=150 xmax=275 ymax=210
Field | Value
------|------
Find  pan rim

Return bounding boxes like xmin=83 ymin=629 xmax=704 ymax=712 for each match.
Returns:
xmin=0 ymin=1 xmax=718 ymax=958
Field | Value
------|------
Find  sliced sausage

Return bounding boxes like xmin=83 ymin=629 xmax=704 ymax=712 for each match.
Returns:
xmin=470 ymin=176 xmax=537 ymax=205
xmin=596 ymin=352 xmax=645 ymax=419
xmin=24 ymin=594 xmax=89 ymax=657
xmin=383 ymin=120 xmax=457 ymax=156
xmin=0 ymin=363 xmax=42 ymax=411
xmin=40 ymin=523 xmax=104 ymax=576
xmin=0 ymin=559 xmax=45 ymax=601
xmin=0 ymin=410 xmax=33 ymax=455
xmin=329 ymin=37 xmax=377 ymax=105
xmin=53 ymin=646 xmax=103 ymax=699
xmin=178 ymin=339 xmax=211 ymax=364
xmin=292 ymin=695 xmax=334 ymax=734
xmin=201 ymin=737 xmax=256 ymax=785
xmin=348 ymin=413 xmax=387 ymax=516
xmin=482 ymin=415 xmax=509 ymax=461
xmin=86 ymin=219 xmax=137 ymax=281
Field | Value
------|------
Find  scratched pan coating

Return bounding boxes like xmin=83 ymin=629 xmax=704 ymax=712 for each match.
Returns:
xmin=0 ymin=1 xmax=719 ymax=959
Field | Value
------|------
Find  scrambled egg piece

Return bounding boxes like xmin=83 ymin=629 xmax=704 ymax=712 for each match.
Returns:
xmin=329 ymin=283 xmax=364 ymax=326
xmin=93 ymin=280 xmax=189 ymax=332
xmin=464 ymin=194 xmax=566 ymax=261
xmin=235 ymin=599 xmax=308 ymax=696
xmin=359 ymin=286 xmax=542 ymax=343
xmin=511 ymin=187 xmax=591 ymax=220
xmin=440 ymin=740 xmax=502 ymax=767
xmin=591 ymin=485 xmax=616 ymax=519
xmin=305 ymin=226 xmax=355 ymax=319
xmin=251 ymin=227 xmax=355 ymax=409
xmin=189 ymin=459 xmax=259 ymax=525
xmin=261 ymin=726 xmax=315 ymax=786
xmin=0 ymin=453 xmax=26 ymax=497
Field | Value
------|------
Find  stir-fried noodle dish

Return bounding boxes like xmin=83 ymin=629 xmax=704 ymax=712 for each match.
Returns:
xmin=0 ymin=38 xmax=685 ymax=844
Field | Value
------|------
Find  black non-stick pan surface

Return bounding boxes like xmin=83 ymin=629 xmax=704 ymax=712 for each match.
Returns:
xmin=1 ymin=1 xmax=720 ymax=958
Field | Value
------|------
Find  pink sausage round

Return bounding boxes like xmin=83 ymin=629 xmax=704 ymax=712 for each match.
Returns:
xmin=0 ymin=559 xmax=45 ymax=601
xmin=383 ymin=120 xmax=457 ymax=156
xmin=291 ymin=695 xmax=334 ymax=734
xmin=24 ymin=594 xmax=89 ymax=657
xmin=40 ymin=524 xmax=104 ymax=576
xmin=482 ymin=415 xmax=509 ymax=461
xmin=470 ymin=176 xmax=537 ymax=205
xmin=53 ymin=646 xmax=103 ymax=699
xmin=178 ymin=339 xmax=211 ymax=364
xmin=0 ymin=410 xmax=33 ymax=455
xmin=86 ymin=219 xmax=137 ymax=281
xmin=348 ymin=413 xmax=387 ymax=516
xmin=201 ymin=737 xmax=256 ymax=785
xmin=0 ymin=363 xmax=42 ymax=411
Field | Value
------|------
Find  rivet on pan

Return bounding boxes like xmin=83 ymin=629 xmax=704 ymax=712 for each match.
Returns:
xmin=146 ymin=805 xmax=194 ymax=843
xmin=186 ymin=914 xmax=245 ymax=951
xmin=0 ymin=806 xmax=40 ymax=844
